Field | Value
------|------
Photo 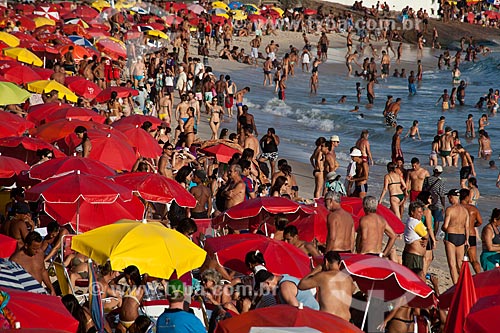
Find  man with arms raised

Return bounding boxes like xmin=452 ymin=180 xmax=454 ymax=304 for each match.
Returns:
xmin=10 ymin=231 xmax=56 ymax=295
xmin=406 ymin=157 xmax=430 ymax=203
xmin=403 ymin=201 xmax=428 ymax=270
xmin=298 ymin=251 xmax=355 ymax=321
xmin=442 ymin=189 xmax=469 ymax=284
xmin=356 ymin=196 xmax=397 ymax=257
xmin=325 ymin=191 xmax=355 ymax=253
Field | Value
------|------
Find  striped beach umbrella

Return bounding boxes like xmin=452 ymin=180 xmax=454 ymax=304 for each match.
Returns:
xmin=0 ymin=258 xmax=47 ymax=294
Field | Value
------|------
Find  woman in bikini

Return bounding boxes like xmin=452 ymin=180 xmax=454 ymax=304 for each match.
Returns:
xmin=429 ymin=135 xmax=440 ymax=166
xmin=182 ymin=107 xmax=196 ymax=148
xmin=74 ymin=126 xmax=92 ymax=158
xmin=467 ymin=177 xmax=480 ymax=207
xmin=118 ymin=265 xmax=145 ymax=333
xmin=378 ymin=297 xmax=419 ymax=333
xmin=106 ymin=91 xmax=122 ymax=121
xmin=208 ymin=96 xmax=224 ymax=140
xmin=379 ymin=162 xmax=407 ymax=219
xmin=478 ymin=130 xmax=492 ymax=160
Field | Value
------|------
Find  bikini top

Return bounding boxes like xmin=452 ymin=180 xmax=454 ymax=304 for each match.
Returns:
xmin=388 ymin=174 xmax=401 ymax=187
xmin=491 ymin=224 xmax=500 ymax=245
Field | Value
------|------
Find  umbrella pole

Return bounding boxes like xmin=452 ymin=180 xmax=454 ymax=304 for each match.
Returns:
xmin=361 ymin=282 xmax=375 ymax=331
xmin=76 ymin=200 xmax=80 ymax=234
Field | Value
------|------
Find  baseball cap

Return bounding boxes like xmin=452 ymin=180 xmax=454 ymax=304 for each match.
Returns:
xmin=350 ymin=148 xmax=362 ymax=157
xmin=330 ymin=135 xmax=340 ymax=142
xmin=166 ymin=279 xmax=184 ymax=298
xmin=326 ymin=171 xmax=339 ymax=181
xmin=194 ymin=169 xmax=207 ymax=181
xmin=447 ymin=189 xmax=460 ymax=196
xmin=433 ymin=165 xmax=443 ymax=173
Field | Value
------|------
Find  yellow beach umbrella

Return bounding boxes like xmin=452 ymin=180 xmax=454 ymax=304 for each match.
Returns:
xmin=212 ymin=1 xmax=230 ymax=12
xmin=115 ymin=0 xmax=135 ymax=10
xmin=232 ymin=9 xmax=247 ymax=20
xmin=271 ymin=7 xmax=284 ymax=17
xmin=0 ymin=82 xmax=31 ymax=105
xmin=91 ymin=0 xmax=111 ymax=11
xmin=0 ymin=32 xmax=20 ymax=47
xmin=71 ymin=219 xmax=207 ymax=279
xmin=26 ymin=80 xmax=79 ymax=103
xmin=3 ymin=47 xmax=43 ymax=67
xmin=33 ymin=16 xmax=56 ymax=28
xmin=145 ymin=29 xmax=169 ymax=40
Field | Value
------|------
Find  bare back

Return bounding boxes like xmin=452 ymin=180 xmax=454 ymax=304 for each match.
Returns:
xmin=326 ymin=209 xmax=355 ymax=252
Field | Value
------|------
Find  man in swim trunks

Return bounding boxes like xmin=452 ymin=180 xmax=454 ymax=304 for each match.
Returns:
xmin=234 ymin=86 xmax=250 ymax=116
xmin=406 ymin=157 xmax=430 ymax=203
xmin=380 ymin=50 xmax=390 ymax=79
xmin=459 ymin=188 xmax=482 ymax=274
xmin=349 ymin=148 xmax=369 ymax=199
xmin=442 ymin=189 xmax=469 ymax=284
xmin=438 ymin=126 xmax=454 ymax=166
xmin=453 ymin=144 xmax=476 ymax=188
xmin=402 ymin=201 xmax=428 ymax=270
xmin=263 ymin=57 xmax=273 ymax=86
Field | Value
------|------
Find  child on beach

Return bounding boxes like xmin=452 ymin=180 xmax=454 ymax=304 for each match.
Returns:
xmin=355 ymin=82 xmax=363 ymax=103
xmin=405 ymin=120 xmax=421 ymax=140
xmin=466 ymin=114 xmax=475 ymax=138
xmin=310 ymin=71 xmax=318 ymax=95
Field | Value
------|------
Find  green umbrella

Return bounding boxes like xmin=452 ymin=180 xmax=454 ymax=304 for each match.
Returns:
xmin=0 ymin=82 xmax=31 ymax=105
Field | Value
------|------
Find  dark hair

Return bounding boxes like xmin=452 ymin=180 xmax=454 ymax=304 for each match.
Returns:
xmin=36 ymin=148 xmax=53 ymax=158
xmin=283 ymin=225 xmax=298 ymax=237
xmin=219 ymin=128 xmax=229 ymax=139
xmin=274 ymin=215 xmax=288 ymax=231
xmin=176 ymin=218 xmax=197 ymax=236
xmin=25 ymin=231 xmax=42 ymax=246
xmin=46 ymin=221 xmax=60 ymax=234
xmin=267 ymin=128 xmax=275 ymax=134
xmin=141 ymin=121 xmax=153 ymax=131
xmin=228 ymin=133 xmax=238 ymax=141
xmin=386 ymin=162 xmax=396 ymax=172
xmin=74 ymin=126 xmax=88 ymax=140
xmin=241 ymin=148 xmax=254 ymax=160
xmin=459 ymin=188 xmax=470 ymax=201
xmin=238 ymin=159 xmax=251 ymax=170
xmin=410 ymin=157 xmax=419 ymax=164
xmin=124 ymin=265 xmax=142 ymax=285
xmin=277 ymin=159 xmax=288 ymax=169
xmin=62 ymin=295 xmax=88 ymax=333
xmin=175 ymin=166 xmax=192 ymax=184
xmin=416 ymin=191 xmax=431 ymax=204
xmin=324 ymin=251 xmax=341 ymax=264
xmin=129 ymin=315 xmax=152 ymax=333
xmin=100 ymin=261 xmax=113 ymax=276
xmin=315 ymin=137 xmax=326 ymax=146
xmin=228 ymin=153 xmax=241 ymax=165
xmin=490 ymin=208 xmax=500 ymax=223
xmin=270 ymin=176 xmax=287 ymax=195
xmin=468 ymin=177 xmax=478 ymax=187
xmin=245 ymin=250 xmax=265 ymax=267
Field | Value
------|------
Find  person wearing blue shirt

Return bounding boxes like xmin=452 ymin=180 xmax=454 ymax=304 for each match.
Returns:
xmin=156 ymin=280 xmax=205 ymax=333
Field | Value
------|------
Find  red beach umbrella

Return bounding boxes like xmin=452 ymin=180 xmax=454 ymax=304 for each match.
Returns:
xmin=440 ymin=267 xmax=500 ymax=309
xmin=290 ymin=203 xmax=330 ymax=243
xmin=65 ymin=76 xmax=102 ymax=100
xmin=44 ymin=195 xmax=145 ymax=232
xmin=62 ymin=24 xmax=90 ymax=39
xmin=6 ymin=16 xmax=36 ymax=31
xmin=31 ymin=66 xmax=54 ymax=80
xmin=136 ymin=22 xmax=166 ymax=31
xmin=113 ymin=172 xmax=196 ymax=207
xmin=0 ymin=111 xmax=35 ymax=133
xmin=0 ymin=61 xmax=42 ymax=85
xmin=95 ymin=37 xmax=127 ymax=60
xmin=26 ymin=102 xmax=67 ymax=126
xmin=86 ymin=27 xmax=111 ymax=39
xmin=0 ymin=155 xmax=29 ymax=185
xmin=74 ymin=5 xmax=99 ymax=20
xmin=10 ymin=32 xmax=38 ymax=43
xmin=247 ymin=14 xmax=267 ymax=24
xmin=0 ymin=234 xmax=17 ymax=258
xmin=113 ymin=124 xmax=162 ymax=158
xmin=14 ymin=4 xmax=35 ymax=14
xmin=210 ymin=15 xmax=226 ymax=25
xmin=0 ymin=287 xmax=79 ymax=331
xmin=200 ymin=143 xmax=240 ymax=163
xmin=59 ymin=45 xmax=91 ymax=63
xmin=205 ymin=234 xmax=312 ymax=278
xmin=164 ymin=15 xmax=183 ymax=26
xmin=215 ymin=304 xmax=363 ymax=333
xmin=464 ymin=294 xmax=500 ymax=333
xmin=31 ymin=118 xmax=111 ymax=143
xmin=0 ymin=123 xmax=26 ymax=138
xmin=83 ymin=133 xmax=138 ymax=171
xmin=64 ymin=128 xmax=132 ymax=152
xmin=443 ymin=258 xmax=477 ymax=333
xmin=33 ymin=4 xmax=61 ymax=21
xmin=112 ymin=114 xmax=163 ymax=128
xmin=45 ymin=106 xmax=106 ymax=123
xmin=94 ymin=86 xmax=138 ymax=103
xmin=29 ymin=156 xmax=115 ymax=181
xmin=303 ymin=8 xmax=317 ymax=16
xmin=0 ymin=136 xmax=65 ymax=165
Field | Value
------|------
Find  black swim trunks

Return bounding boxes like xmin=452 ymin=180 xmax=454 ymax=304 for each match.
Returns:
xmin=445 ymin=233 xmax=466 ymax=246
xmin=460 ymin=166 xmax=472 ymax=180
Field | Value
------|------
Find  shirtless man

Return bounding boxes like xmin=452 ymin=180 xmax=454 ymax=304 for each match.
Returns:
xmin=325 ymin=191 xmax=355 ymax=253
xmin=437 ymin=116 xmax=446 ymax=135
xmin=234 ymin=87 xmax=250 ymax=116
xmin=346 ymin=51 xmax=360 ymax=76
xmin=8 ymin=202 xmax=34 ymax=249
xmin=465 ymin=114 xmax=475 ymax=139
xmin=189 ymin=170 xmax=212 ymax=219
xmin=438 ymin=127 xmax=454 ymax=167
xmin=10 ymin=232 xmax=56 ymax=295
xmin=283 ymin=225 xmax=320 ymax=257
xmin=391 ymin=125 xmax=403 ymax=163
xmin=355 ymin=130 xmax=373 ymax=165
xmin=396 ymin=42 xmax=403 ymax=64
xmin=402 ymin=201 xmax=428 ymax=270
xmin=243 ymin=126 xmax=260 ymax=157
xmin=310 ymin=138 xmax=326 ymax=199
xmin=406 ymin=157 xmax=430 ymax=203
xmin=322 ymin=141 xmax=338 ymax=181
xmin=356 ymin=196 xmax=397 ymax=257
xmin=319 ymin=32 xmax=329 ymax=61
xmin=50 ymin=64 xmax=66 ymax=84
xmin=384 ymin=98 xmax=401 ymax=127
xmin=265 ymin=40 xmax=277 ymax=61
xmin=459 ymin=188 xmax=482 ymax=274
xmin=263 ymin=57 xmax=273 ymax=86
xmin=366 ymin=77 xmax=376 ymax=107
xmin=349 ymin=148 xmax=369 ymax=198
xmin=223 ymin=164 xmax=246 ymax=209
xmin=453 ymin=144 xmax=476 ymax=188
xmin=298 ymin=251 xmax=355 ymax=321
xmin=132 ymin=57 xmax=145 ymax=88
xmin=93 ymin=58 xmax=106 ymax=89
xmin=250 ymin=36 xmax=261 ymax=67
xmin=174 ymin=94 xmax=190 ymax=142
xmin=442 ymin=189 xmax=469 ymax=284
xmin=187 ymin=91 xmax=201 ymax=128
xmin=380 ymin=50 xmax=390 ymax=79
xmin=238 ymin=105 xmax=257 ymax=145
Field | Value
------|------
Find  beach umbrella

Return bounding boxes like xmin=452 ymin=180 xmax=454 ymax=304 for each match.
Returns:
xmin=33 ymin=4 xmax=60 ymax=20
xmin=200 ymin=143 xmax=240 ymax=164
xmin=0 ymin=32 xmax=20 ymax=47
xmin=31 ymin=66 xmax=54 ymax=80
xmin=270 ymin=7 xmax=284 ymax=16
xmin=26 ymin=80 xmax=79 ymax=103
xmin=136 ymin=23 xmax=166 ymax=31
xmin=0 ymin=61 xmax=42 ymax=85
xmin=440 ymin=267 xmax=500 ymax=308
xmin=244 ymin=4 xmax=260 ymax=14
xmin=31 ymin=118 xmax=111 ymax=144
xmin=0 ymin=136 xmax=65 ymax=164
xmin=46 ymin=107 xmax=106 ymax=123
xmin=112 ymin=114 xmax=163 ymax=128
xmin=19 ymin=40 xmax=59 ymax=58
xmin=0 ymin=155 xmax=29 ymax=182
xmin=247 ymin=14 xmax=267 ymax=24
xmin=94 ymin=86 xmax=138 ymax=103
xmin=14 ymin=3 xmax=35 ymax=14
xmin=64 ymin=76 xmax=102 ymax=100
xmin=0 ymin=82 xmax=31 ymax=105
xmin=464 ymin=294 xmax=500 ymax=333
xmin=0 ymin=287 xmax=78 ymax=331
xmin=10 ymin=32 xmax=38 ymax=43
xmin=210 ymin=8 xmax=230 ymax=18
xmin=74 ymin=5 xmax=100 ymax=20
xmin=27 ymin=102 xmax=67 ymax=126
xmin=64 ymin=18 xmax=89 ymax=28
xmin=71 ymin=219 xmax=207 ymax=279
xmin=339 ymin=253 xmax=435 ymax=330
xmin=3 ymin=47 xmax=43 ymax=67
xmin=29 ymin=156 xmax=115 ymax=181
xmin=215 ymin=305 xmax=363 ymax=333
xmin=112 ymin=124 xmax=162 ymax=158
xmin=88 ymin=260 xmax=105 ymax=333
xmin=164 ymin=15 xmax=183 ymax=26
xmin=95 ymin=37 xmax=127 ymax=60
xmin=32 ymin=17 xmax=56 ymax=28
xmin=303 ymin=8 xmax=317 ymax=16
xmin=0 ymin=259 xmax=47 ymax=293
xmin=205 ymin=234 xmax=312 ymax=278
xmin=62 ymin=24 xmax=90 ymax=39
xmin=130 ymin=6 xmax=149 ymax=14
xmin=187 ymin=3 xmax=205 ymax=14
xmin=213 ymin=196 xmax=315 ymax=231
xmin=212 ymin=1 xmax=230 ymax=11
xmin=231 ymin=9 xmax=248 ymax=20
xmin=229 ymin=1 xmax=244 ymax=10
xmin=145 ymin=29 xmax=169 ymax=40
xmin=0 ymin=123 xmax=26 ymax=140
xmin=91 ymin=0 xmax=111 ymax=12
xmin=0 ymin=235 xmax=16 ymax=258
xmin=0 ymin=111 xmax=35 ymax=133
xmin=444 ymin=257 xmax=477 ymax=333
xmin=113 ymin=172 xmax=196 ymax=207
xmin=68 ymin=35 xmax=93 ymax=47
xmin=3 ymin=16 xmax=36 ymax=31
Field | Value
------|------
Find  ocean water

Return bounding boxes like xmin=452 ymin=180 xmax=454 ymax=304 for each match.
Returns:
xmin=218 ymin=48 xmax=500 ymax=198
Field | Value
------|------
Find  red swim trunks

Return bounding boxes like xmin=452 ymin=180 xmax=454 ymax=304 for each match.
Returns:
xmin=410 ymin=190 xmax=421 ymax=203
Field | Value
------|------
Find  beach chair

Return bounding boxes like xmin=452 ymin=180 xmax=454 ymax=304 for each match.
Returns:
xmin=53 ymin=262 xmax=88 ymax=304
